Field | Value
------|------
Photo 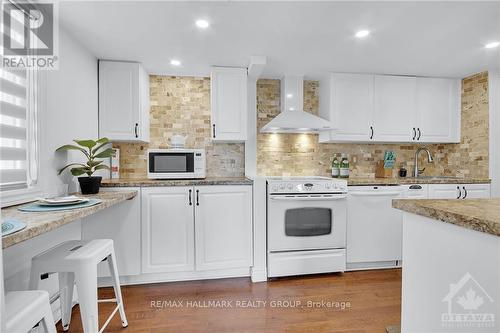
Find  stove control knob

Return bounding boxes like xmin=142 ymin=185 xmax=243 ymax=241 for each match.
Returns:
xmin=272 ymin=185 xmax=278 ymax=192
xmin=325 ymin=183 xmax=331 ymax=189
xmin=287 ymin=183 xmax=293 ymax=190
xmin=279 ymin=184 xmax=285 ymax=190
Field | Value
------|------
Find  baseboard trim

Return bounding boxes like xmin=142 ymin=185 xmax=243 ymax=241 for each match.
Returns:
xmin=250 ymin=268 xmax=268 ymax=282
xmin=97 ymin=267 xmax=252 ymax=287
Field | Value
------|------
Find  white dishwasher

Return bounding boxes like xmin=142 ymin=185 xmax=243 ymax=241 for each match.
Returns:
xmin=347 ymin=185 xmax=403 ymax=270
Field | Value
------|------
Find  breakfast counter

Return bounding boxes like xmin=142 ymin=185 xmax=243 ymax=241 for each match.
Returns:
xmin=392 ymin=198 xmax=499 ymax=332
xmin=101 ymin=177 xmax=253 ymax=187
xmin=1 ymin=190 xmax=138 ymax=248
xmin=393 ymin=198 xmax=500 ymax=236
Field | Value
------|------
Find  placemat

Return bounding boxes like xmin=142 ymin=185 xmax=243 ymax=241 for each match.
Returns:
xmin=2 ymin=219 xmax=27 ymax=236
xmin=18 ymin=198 xmax=102 ymax=212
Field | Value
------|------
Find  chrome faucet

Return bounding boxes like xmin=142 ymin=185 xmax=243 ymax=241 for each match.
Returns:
xmin=414 ymin=147 xmax=434 ymax=177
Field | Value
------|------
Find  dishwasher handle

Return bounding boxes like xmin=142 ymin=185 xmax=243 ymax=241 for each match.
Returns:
xmin=350 ymin=191 xmax=401 ymax=197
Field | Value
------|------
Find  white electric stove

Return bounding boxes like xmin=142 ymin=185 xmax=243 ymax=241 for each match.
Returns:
xmin=266 ymin=177 xmax=348 ymax=278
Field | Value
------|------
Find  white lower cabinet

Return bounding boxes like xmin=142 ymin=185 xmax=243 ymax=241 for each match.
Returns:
xmin=141 ymin=185 xmax=253 ymax=275
xmin=195 ymin=186 xmax=253 ymax=271
xmin=428 ymin=183 xmax=491 ymax=199
xmin=141 ymin=186 xmax=195 ymax=273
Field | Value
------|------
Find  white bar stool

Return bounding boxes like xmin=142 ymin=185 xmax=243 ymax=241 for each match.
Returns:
xmin=29 ymin=239 xmax=128 ymax=333
xmin=5 ymin=290 xmax=57 ymax=333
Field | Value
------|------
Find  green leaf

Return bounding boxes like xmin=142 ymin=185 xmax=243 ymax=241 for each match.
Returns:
xmin=94 ymin=165 xmax=110 ymax=171
xmin=94 ymin=148 xmax=116 ymax=159
xmin=55 ymin=145 xmax=90 ymax=158
xmin=96 ymin=137 xmax=109 ymax=144
xmin=70 ymin=167 xmax=91 ymax=176
xmin=73 ymin=139 xmax=96 ymax=149
xmin=92 ymin=140 xmax=111 ymax=155
xmin=87 ymin=160 xmax=103 ymax=167
xmin=57 ymin=163 xmax=87 ymax=175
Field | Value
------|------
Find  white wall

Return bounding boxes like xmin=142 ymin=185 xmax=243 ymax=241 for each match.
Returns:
xmin=40 ymin=27 xmax=99 ymax=196
xmin=3 ymin=25 xmax=98 ymax=318
xmin=489 ymin=71 xmax=500 ymax=197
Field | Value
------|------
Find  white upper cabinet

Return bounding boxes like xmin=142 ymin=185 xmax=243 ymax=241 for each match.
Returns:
xmin=319 ymin=73 xmax=461 ymax=144
xmin=373 ymin=75 xmax=416 ymax=142
xmin=319 ymin=73 xmax=373 ymax=142
xmin=415 ymin=77 xmax=460 ymax=143
xmin=210 ymin=67 xmax=248 ymax=142
xmin=99 ymin=60 xmax=150 ymax=142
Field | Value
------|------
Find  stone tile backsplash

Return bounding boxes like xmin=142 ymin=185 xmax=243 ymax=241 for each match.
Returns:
xmin=114 ymin=72 xmax=489 ymax=180
xmin=114 ymin=76 xmax=245 ymax=179
xmin=257 ymin=72 xmax=489 ymax=178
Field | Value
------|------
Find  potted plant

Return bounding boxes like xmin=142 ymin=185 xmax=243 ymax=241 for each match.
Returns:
xmin=56 ymin=138 xmax=115 ymax=194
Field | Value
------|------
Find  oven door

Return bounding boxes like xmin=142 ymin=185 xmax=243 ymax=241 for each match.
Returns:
xmin=268 ymin=194 xmax=347 ymax=252
xmin=148 ymin=152 xmax=194 ymax=178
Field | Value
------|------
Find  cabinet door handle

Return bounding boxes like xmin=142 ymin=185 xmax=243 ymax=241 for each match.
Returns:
xmin=196 ymin=189 xmax=199 ymax=206
xmin=369 ymin=126 xmax=374 ymax=140
xmin=212 ymin=124 xmax=216 ymax=138
xmin=134 ymin=123 xmax=139 ymax=138
xmin=189 ymin=189 xmax=192 ymax=206
xmin=417 ymin=128 xmax=421 ymax=140
xmin=456 ymin=186 xmax=462 ymax=199
xmin=412 ymin=128 xmax=416 ymax=140
xmin=462 ymin=186 xmax=467 ymax=199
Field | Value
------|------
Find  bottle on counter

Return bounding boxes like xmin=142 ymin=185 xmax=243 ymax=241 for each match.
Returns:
xmin=340 ymin=154 xmax=350 ymax=178
xmin=331 ymin=154 xmax=340 ymax=178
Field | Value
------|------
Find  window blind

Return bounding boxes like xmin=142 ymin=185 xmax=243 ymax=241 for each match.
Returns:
xmin=0 ymin=66 xmax=29 ymax=191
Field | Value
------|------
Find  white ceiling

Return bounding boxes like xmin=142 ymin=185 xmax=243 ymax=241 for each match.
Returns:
xmin=59 ymin=1 xmax=500 ymax=79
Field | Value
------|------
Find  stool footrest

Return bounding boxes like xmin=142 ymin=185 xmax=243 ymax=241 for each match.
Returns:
xmin=98 ymin=304 xmax=121 ymax=333
xmin=98 ymin=298 xmax=117 ymax=303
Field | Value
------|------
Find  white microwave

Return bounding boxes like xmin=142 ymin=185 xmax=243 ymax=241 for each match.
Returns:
xmin=147 ymin=149 xmax=206 ymax=179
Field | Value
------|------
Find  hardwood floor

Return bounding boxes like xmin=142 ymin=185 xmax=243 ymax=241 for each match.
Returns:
xmin=56 ymin=269 xmax=402 ymax=333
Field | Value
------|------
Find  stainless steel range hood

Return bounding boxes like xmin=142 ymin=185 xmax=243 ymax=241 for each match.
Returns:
xmin=260 ymin=75 xmax=333 ymax=134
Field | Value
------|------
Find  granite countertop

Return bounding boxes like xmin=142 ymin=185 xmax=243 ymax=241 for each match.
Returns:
xmin=1 ymin=190 xmax=138 ymax=249
xmin=101 ymin=177 xmax=254 ymax=187
xmin=347 ymin=177 xmax=491 ymax=186
xmin=393 ymin=198 xmax=500 ymax=237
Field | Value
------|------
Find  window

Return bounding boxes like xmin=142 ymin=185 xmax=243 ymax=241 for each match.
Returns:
xmin=0 ymin=66 xmax=40 ymax=205
xmin=0 ymin=1 xmax=41 ymax=206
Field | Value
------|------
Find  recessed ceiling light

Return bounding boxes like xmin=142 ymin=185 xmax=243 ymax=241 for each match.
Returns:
xmin=286 ymin=93 xmax=293 ymax=98
xmin=195 ymin=19 xmax=210 ymax=29
xmin=485 ymin=41 xmax=500 ymax=49
xmin=355 ymin=30 xmax=370 ymax=38
xmin=170 ymin=59 xmax=181 ymax=66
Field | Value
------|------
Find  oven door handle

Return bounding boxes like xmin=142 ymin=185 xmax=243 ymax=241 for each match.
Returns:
xmin=350 ymin=192 xmax=401 ymax=197
xmin=269 ymin=195 xmax=347 ymax=201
